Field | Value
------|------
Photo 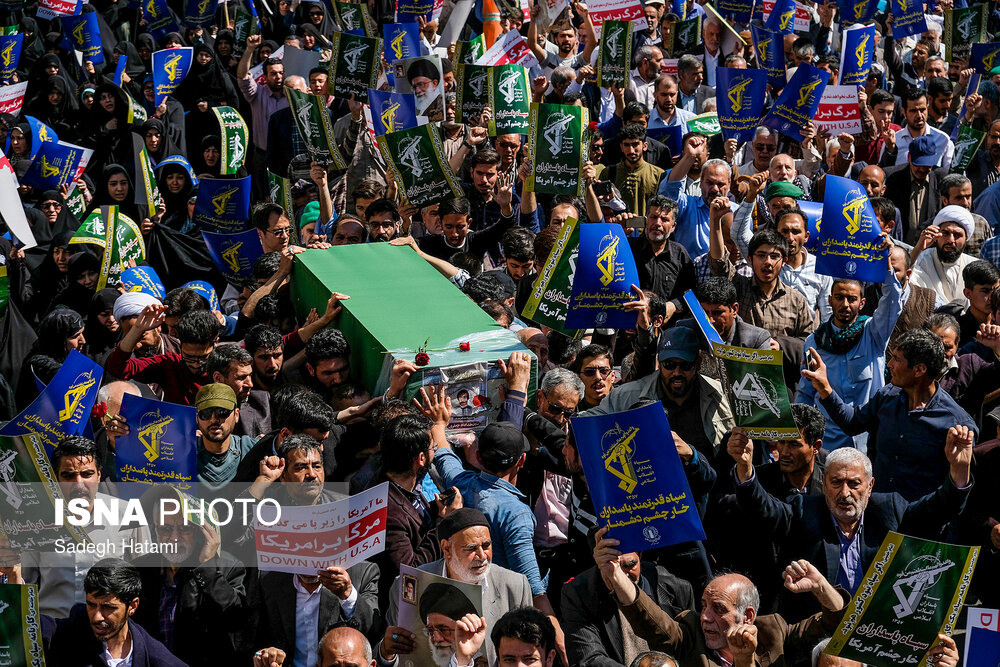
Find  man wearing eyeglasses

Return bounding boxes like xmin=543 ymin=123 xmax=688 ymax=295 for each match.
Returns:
xmin=572 ymin=344 xmax=615 ymax=410
xmin=253 ymin=202 xmax=294 ymax=254
xmin=195 ymin=383 xmax=257 ymax=491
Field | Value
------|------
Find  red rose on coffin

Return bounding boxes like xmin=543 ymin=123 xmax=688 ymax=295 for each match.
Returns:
xmin=459 ymin=342 xmax=471 ymax=352
xmin=588 ymin=121 xmax=598 ymax=131
xmin=415 ymin=352 xmax=430 ymax=366
xmin=91 ymin=402 xmax=108 ymax=420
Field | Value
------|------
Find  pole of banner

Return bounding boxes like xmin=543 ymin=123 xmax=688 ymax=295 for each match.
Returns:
xmin=482 ymin=0 xmax=501 ymax=48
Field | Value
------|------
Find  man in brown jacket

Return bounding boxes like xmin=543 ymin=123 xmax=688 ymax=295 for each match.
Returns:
xmin=592 ymin=526 xmax=848 ymax=667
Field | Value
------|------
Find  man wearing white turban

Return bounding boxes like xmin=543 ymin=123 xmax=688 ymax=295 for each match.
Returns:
xmin=909 ymin=205 xmax=978 ymax=306
xmin=111 ymin=291 xmax=177 ymax=359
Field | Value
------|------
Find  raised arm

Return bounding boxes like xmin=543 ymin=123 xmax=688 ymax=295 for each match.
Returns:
xmin=238 ymin=33 xmax=261 ymax=82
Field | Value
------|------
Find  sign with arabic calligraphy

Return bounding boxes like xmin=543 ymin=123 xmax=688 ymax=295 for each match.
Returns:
xmin=687 ymin=112 xmax=721 ymax=136
xmin=521 ymin=216 xmax=580 ymax=334
xmin=751 ymin=24 xmax=786 ymax=89
xmin=489 ymin=64 xmax=530 ymax=135
xmin=952 ymin=125 xmax=986 ymax=174
xmin=566 ymin=222 xmax=639 ymax=330
xmin=184 ymin=0 xmax=219 ymax=25
xmin=202 ymin=228 xmax=265 ymax=286
xmin=455 ymin=36 xmax=486 ymax=65
xmin=667 ymin=15 xmax=701 ymax=56
xmin=21 ymin=140 xmax=90 ymax=191
xmin=816 ymin=174 xmax=887 ymax=282
xmin=0 ymin=350 xmax=102 ymax=454
xmin=253 ymin=482 xmax=389 ymax=575
xmin=969 ymin=42 xmax=1000 ymax=75
xmin=944 ymin=4 xmax=986 ymax=62
xmin=571 ymin=402 xmax=705 ymax=553
xmin=64 ymin=11 xmax=104 ymax=65
xmin=396 ymin=564 xmax=485 ymax=667
xmin=475 ymin=29 xmax=540 ymax=69
xmin=825 ymin=532 xmax=978 ymax=667
xmin=383 ymin=22 xmax=421 ymax=63
xmin=717 ymin=0 xmax=753 ymax=24
xmin=369 ymin=89 xmax=419 ymax=136
xmin=889 ymin=0 xmax=926 ymax=40
xmin=285 ymin=87 xmax=348 ymax=169
xmin=711 ymin=343 xmax=798 ymax=439
xmin=120 ymin=265 xmax=166 ymax=299
xmin=0 ymin=81 xmax=27 ymax=115
xmin=0 ymin=583 xmax=45 ymax=667
xmin=152 ymin=47 xmax=193 ymax=106
xmin=812 ymin=85 xmax=862 ymax=135
xmin=0 ymin=33 xmax=22 ymax=84
xmin=964 ymin=608 xmax=1000 ymax=667
xmin=377 ymin=124 xmax=463 ymax=208
xmin=587 ymin=0 xmax=648 ymax=37
xmin=526 ymin=102 xmax=589 ymax=196
xmin=454 ymin=64 xmax=491 ymax=123
xmin=193 ymin=176 xmax=252 ymax=233
xmin=598 ymin=20 xmax=632 ymax=87
xmin=212 ymin=106 xmax=249 ymax=175
xmin=840 ymin=23 xmax=876 ymax=86
xmin=116 ymin=394 xmax=196 ymax=496
xmin=762 ymin=0 xmax=808 ymax=33
xmin=40 ymin=0 xmax=80 ymax=15
xmin=329 ymin=32 xmax=382 ymax=105
xmin=762 ymin=63 xmax=829 ymax=143
xmin=716 ymin=67 xmax=767 ymax=144
xmin=838 ymin=0 xmax=877 ymax=26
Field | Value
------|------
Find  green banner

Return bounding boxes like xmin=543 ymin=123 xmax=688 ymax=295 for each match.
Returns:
xmin=944 ymin=4 xmax=986 ymax=61
xmin=951 ymin=124 xmax=985 ymax=174
xmin=488 ymin=64 xmax=531 ymax=135
xmin=74 ymin=206 xmax=146 ymax=289
xmin=284 ymin=87 xmax=348 ymax=169
xmin=132 ymin=134 xmax=161 ymax=219
xmin=232 ymin=7 xmax=258 ymax=59
xmin=521 ymin=216 xmax=580 ymax=333
xmin=212 ymin=106 xmax=249 ymax=175
xmin=711 ymin=342 xmax=798 ymax=439
xmin=688 ymin=112 xmax=721 ymax=136
xmin=597 ymin=20 xmax=632 ymax=88
xmin=526 ymin=102 xmax=589 ymax=195
xmin=66 ymin=185 xmax=86 ymax=219
xmin=376 ymin=124 xmax=463 ymax=207
xmin=455 ymin=63 xmax=491 ymax=123
xmin=268 ymin=169 xmax=293 ymax=213
xmin=335 ymin=1 xmax=375 ymax=36
xmin=0 ymin=583 xmax=45 ymax=667
xmin=670 ymin=15 xmax=702 ymax=57
xmin=329 ymin=32 xmax=382 ymax=105
xmin=826 ymin=532 xmax=979 ymax=667
xmin=455 ymin=36 xmax=486 ymax=65
xmin=125 ymin=88 xmax=147 ymax=125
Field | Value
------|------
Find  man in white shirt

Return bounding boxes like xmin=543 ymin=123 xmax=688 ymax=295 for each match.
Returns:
xmin=892 ymin=88 xmax=955 ymax=170
xmin=702 ymin=18 xmax=723 ymax=87
xmin=628 ymin=45 xmax=665 ymax=111
xmin=910 ymin=205 xmax=978 ymax=306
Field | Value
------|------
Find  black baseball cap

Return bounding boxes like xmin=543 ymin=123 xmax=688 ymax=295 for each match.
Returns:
xmin=478 ymin=422 xmax=529 ymax=472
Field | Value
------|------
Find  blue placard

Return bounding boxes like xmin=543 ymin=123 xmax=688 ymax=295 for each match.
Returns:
xmin=395 ymin=0 xmax=434 ymax=23
xmin=799 ymin=200 xmax=822 ymax=252
xmin=717 ymin=0 xmax=752 ymax=24
xmin=144 ymin=0 xmax=181 ymax=40
xmin=25 ymin=116 xmax=59 ymax=159
xmin=816 ymin=174 xmax=887 ymax=282
xmin=182 ymin=280 xmax=220 ymax=310
xmin=970 ymin=42 xmax=1000 ymax=75
xmin=840 ymin=24 xmax=876 ymax=86
xmin=368 ymin=89 xmax=419 ymax=136
xmin=0 ymin=34 xmax=22 ymax=84
xmin=184 ymin=0 xmax=219 ymax=25
xmin=682 ymin=290 xmax=725 ymax=346
xmin=646 ymin=125 xmax=684 ymax=157
xmin=672 ymin=0 xmax=687 ymax=19
xmin=761 ymin=63 xmax=829 ymax=142
xmin=116 ymin=393 xmax=197 ymax=494
xmin=751 ymin=25 xmax=786 ymax=89
xmin=716 ymin=67 xmax=767 ymax=144
xmin=22 ymin=141 xmax=86 ymax=191
xmin=384 ymin=23 xmax=421 ymax=62
xmin=953 ymin=73 xmax=982 ymax=141
xmin=764 ymin=0 xmax=796 ymax=34
xmin=839 ymin=0 xmax=878 ymax=24
xmin=0 ymin=349 xmax=103 ymax=454
xmin=566 ymin=223 xmax=641 ymax=330
xmin=63 ymin=12 xmax=104 ymax=66
xmin=571 ymin=403 xmax=706 ymax=554
xmin=120 ymin=266 xmax=167 ymax=299
xmin=202 ymin=228 xmax=265 ymax=285
xmin=113 ymin=54 xmax=128 ymax=86
xmin=889 ymin=0 xmax=927 ymax=39
xmin=192 ymin=176 xmax=252 ymax=233
xmin=152 ymin=47 xmax=193 ymax=106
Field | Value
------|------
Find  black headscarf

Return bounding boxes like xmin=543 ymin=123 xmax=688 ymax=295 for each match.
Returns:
xmin=89 ymin=163 xmax=141 ymax=222
xmin=85 ymin=288 xmax=121 ymax=357
xmin=33 ymin=305 xmax=86 ymax=360
xmin=155 ymin=161 xmax=194 ymax=226
xmin=159 ymin=32 xmax=187 ymax=49
xmin=29 ymin=228 xmax=77 ymax=305
xmin=19 ymin=17 xmax=44 ymax=73
xmin=113 ymin=41 xmax=147 ymax=80
xmin=138 ymin=117 xmax=178 ymax=162
xmin=194 ymin=134 xmax=222 ymax=177
xmin=295 ymin=1 xmax=336 ymax=38
xmin=136 ymin=33 xmax=156 ymax=70
xmin=25 ymin=76 xmax=79 ymax=140
xmin=30 ymin=189 xmax=79 ymax=245
xmin=296 ymin=22 xmax=331 ymax=50
xmin=173 ymin=44 xmax=238 ymax=109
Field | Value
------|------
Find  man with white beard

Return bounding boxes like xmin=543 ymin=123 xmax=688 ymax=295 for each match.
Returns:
xmin=378 ymin=509 xmax=533 ymax=667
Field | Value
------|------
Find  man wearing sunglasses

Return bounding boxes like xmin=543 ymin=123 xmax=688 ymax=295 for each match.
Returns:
xmin=572 ymin=344 xmax=615 ymax=410
xmin=253 ymin=203 xmax=295 ymax=254
xmin=195 ymin=383 xmax=257 ymax=491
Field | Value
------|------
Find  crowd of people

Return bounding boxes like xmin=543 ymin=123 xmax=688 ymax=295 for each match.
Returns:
xmin=0 ymin=0 xmax=998 ymax=665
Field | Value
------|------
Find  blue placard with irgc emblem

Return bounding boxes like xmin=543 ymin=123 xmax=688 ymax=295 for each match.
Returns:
xmin=22 ymin=140 xmax=86 ymax=191
xmin=116 ymin=393 xmax=196 ymax=494
xmin=570 ymin=402 xmax=705 ymax=554
xmin=969 ymin=42 xmax=1000 ymax=75
xmin=120 ymin=265 xmax=167 ymax=299
xmin=0 ymin=349 xmax=103 ymax=454
xmin=799 ymin=200 xmax=823 ymax=252
xmin=63 ymin=11 xmax=104 ymax=65
xmin=764 ymin=0 xmax=796 ymax=34
xmin=566 ymin=223 xmax=640 ymax=330
xmin=368 ymin=89 xmax=419 ymax=136
xmin=890 ymin=0 xmax=927 ymax=39
xmin=839 ymin=0 xmax=878 ymax=25
xmin=182 ymin=280 xmax=220 ymax=310
xmin=192 ymin=176 xmax=251 ymax=233
xmin=716 ymin=67 xmax=767 ymax=144
xmin=152 ymin=47 xmax=193 ymax=106
xmin=751 ymin=25 xmax=786 ymax=89
xmin=202 ymin=228 xmax=265 ymax=286
xmin=0 ymin=34 xmax=22 ymax=84
xmin=383 ymin=23 xmax=421 ymax=63
xmin=761 ymin=63 xmax=829 ymax=142
xmin=816 ymin=174 xmax=887 ymax=281
xmin=839 ymin=24 xmax=876 ymax=86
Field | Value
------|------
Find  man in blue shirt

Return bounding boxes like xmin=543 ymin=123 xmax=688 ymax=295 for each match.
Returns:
xmin=801 ymin=328 xmax=978 ymax=500
xmin=659 ymin=137 xmax=732 ymax=259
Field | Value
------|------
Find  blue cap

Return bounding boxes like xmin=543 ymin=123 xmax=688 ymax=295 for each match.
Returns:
xmin=909 ymin=135 xmax=939 ymax=167
xmin=657 ymin=327 xmax=699 ymax=362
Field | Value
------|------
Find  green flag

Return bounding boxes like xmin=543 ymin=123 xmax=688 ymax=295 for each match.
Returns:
xmin=66 ymin=185 xmax=87 ymax=219
xmin=212 ymin=106 xmax=249 ymax=175
xmin=669 ymin=15 xmax=702 ymax=56
xmin=376 ymin=124 xmax=463 ymax=207
xmin=825 ymin=532 xmax=979 ymax=666
xmin=488 ymin=65 xmax=531 ymax=135
xmin=951 ymin=125 xmax=985 ymax=174
xmin=284 ymin=87 xmax=348 ymax=169
xmin=710 ymin=342 xmax=798 ymax=439
xmin=526 ymin=102 xmax=589 ymax=195
xmin=335 ymin=1 xmax=375 ymax=36
xmin=73 ymin=206 xmax=146 ymax=289
xmin=124 ymin=87 xmax=147 ymax=125
xmin=132 ymin=134 xmax=161 ymax=219
xmin=687 ymin=112 xmax=721 ymax=136
xmin=521 ymin=216 xmax=580 ymax=334
xmin=597 ymin=20 xmax=632 ymax=88
xmin=329 ymin=32 xmax=382 ymax=104
xmin=944 ymin=4 xmax=986 ymax=61
xmin=455 ymin=63 xmax=491 ymax=123
xmin=232 ymin=7 xmax=258 ymax=59
xmin=455 ymin=36 xmax=486 ymax=65
xmin=268 ymin=169 xmax=294 ymax=213
xmin=0 ymin=583 xmax=45 ymax=666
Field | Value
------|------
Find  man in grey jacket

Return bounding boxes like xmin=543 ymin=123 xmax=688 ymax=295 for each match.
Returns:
xmin=378 ymin=508 xmax=533 ymax=667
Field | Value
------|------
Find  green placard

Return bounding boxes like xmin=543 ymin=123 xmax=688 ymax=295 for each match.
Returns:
xmin=488 ymin=64 xmax=531 ymax=135
xmin=670 ymin=15 xmax=702 ymax=57
xmin=284 ymin=87 xmax=348 ymax=170
xmin=212 ymin=106 xmax=249 ymax=175
xmin=597 ymin=20 xmax=632 ymax=88
xmin=329 ymin=32 xmax=382 ymax=105
xmin=376 ymin=124 xmax=463 ymax=208
xmin=0 ymin=583 xmax=45 ymax=667
xmin=133 ymin=135 xmax=161 ymax=219
xmin=687 ymin=112 xmax=721 ymax=136
xmin=268 ymin=169 xmax=293 ymax=213
xmin=335 ymin=1 xmax=375 ymax=36
xmin=526 ymin=102 xmax=589 ymax=195
xmin=944 ymin=4 xmax=986 ymax=62
xmin=521 ymin=216 xmax=580 ymax=334
xmin=66 ymin=186 xmax=86 ymax=218
xmin=455 ymin=63 xmax=491 ymax=123
xmin=710 ymin=342 xmax=798 ymax=439
xmin=232 ymin=7 xmax=257 ymax=59
xmin=455 ymin=36 xmax=486 ymax=65
xmin=951 ymin=124 xmax=985 ymax=174
xmin=825 ymin=532 xmax=979 ymax=667
xmin=77 ymin=206 xmax=146 ymax=290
